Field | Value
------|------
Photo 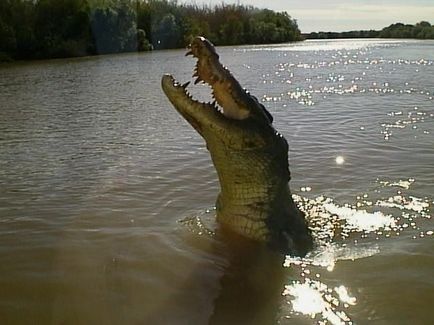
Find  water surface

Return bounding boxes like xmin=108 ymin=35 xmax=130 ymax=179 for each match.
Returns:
xmin=1 ymin=39 xmax=433 ymax=324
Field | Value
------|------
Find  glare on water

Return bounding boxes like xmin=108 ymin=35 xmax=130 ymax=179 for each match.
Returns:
xmin=0 ymin=39 xmax=433 ymax=324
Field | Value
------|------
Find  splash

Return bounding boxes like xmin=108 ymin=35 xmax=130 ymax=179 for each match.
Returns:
xmin=178 ymin=179 xmax=432 ymax=324
xmin=323 ymin=203 xmax=396 ymax=232
xmin=179 ymin=208 xmax=216 ymax=237
xmin=281 ymin=195 xmax=390 ymax=324
xmin=376 ymin=195 xmax=430 ymax=214
xmin=284 ymin=243 xmax=380 ymax=272
xmin=281 ymin=179 xmax=432 ymax=324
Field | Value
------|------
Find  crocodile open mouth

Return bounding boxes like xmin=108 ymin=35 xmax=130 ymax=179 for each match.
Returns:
xmin=162 ymin=37 xmax=251 ymax=120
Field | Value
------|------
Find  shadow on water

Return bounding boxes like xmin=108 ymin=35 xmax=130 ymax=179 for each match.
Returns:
xmin=143 ymin=222 xmax=289 ymax=325
xmin=208 ymin=230 xmax=287 ymax=325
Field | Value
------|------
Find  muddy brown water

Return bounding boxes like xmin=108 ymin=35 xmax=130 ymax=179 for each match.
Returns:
xmin=1 ymin=39 xmax=433 ymax=324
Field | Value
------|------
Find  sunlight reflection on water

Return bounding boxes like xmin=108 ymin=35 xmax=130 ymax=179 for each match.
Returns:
xmin=279 ymin=177 xmax=432 ymax=324
xmin=240 ymin=39 xmax=404 ymax=52
xmin=180 ymin=176 xmax=433 ymax=324
xmin=1 ymin=39 xmax=433 ymax=324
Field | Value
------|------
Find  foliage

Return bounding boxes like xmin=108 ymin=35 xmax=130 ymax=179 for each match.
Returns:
xmin=379 ymin=21 xmax=434 ymax=39
xmin=306 ymin=21 xmax=434 ymax=40
xmin=0 ymin=0 xmax=302 ymax=61
xmin=90 ymin=1 xmax=138 ymax=54
xmin=138 ymin=1 xmax=302 ymax=48
xmin=306 ymin=30 xmax=380 ymax=39
xmin=5 ymin=1 xmax=432 ymax=62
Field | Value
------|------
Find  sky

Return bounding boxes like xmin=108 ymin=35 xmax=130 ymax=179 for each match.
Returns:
xmin=187 ymin=0 xmax=434 ymax=33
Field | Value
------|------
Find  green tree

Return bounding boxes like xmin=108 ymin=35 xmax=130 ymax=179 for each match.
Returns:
xmin=414 ymin=21 xmax=433 ymax=39
xmin=181 ymin=17 xmax=212 ymax=45
xmin=151 ymin=13 xmax=181 ymax=49
xmin=219 ymin=16 xmax=244 ymax=45
xmin=0 ymin=17 xmax=16 ymax=54
xmin=246 ymin=9 xmax=301 ymax=44
xmin=137 ymin=28 xmax=152 ymax=51
xmin=90 ymin=0 xmax=138 ymax=54
xmin=379 ymin=21 xmax=434 ymax=39
xmin=33 ymin=0 xmax=92 ymax=58
xmin=1 ymin=0 xmax=307 ymax=61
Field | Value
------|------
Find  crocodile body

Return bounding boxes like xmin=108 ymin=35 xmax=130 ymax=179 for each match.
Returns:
xmin=161 ymin=37 xmax=312 ymax=256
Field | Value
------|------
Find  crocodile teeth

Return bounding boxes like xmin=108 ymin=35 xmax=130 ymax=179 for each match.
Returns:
xmin=185 ymin=50 xmax=193 ymax=57
xmin=194 ymin=77 xmax=202 ymax=85
xmin=182 ymin=81 xmax=190 ymax=89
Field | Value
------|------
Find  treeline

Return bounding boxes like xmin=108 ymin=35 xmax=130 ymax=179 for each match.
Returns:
xmin=0 ymin=0 xmax=302 ymax=61
xmin=305 ymin=30 xmax=379 ymax=39
xmin=305 ymin=21 xmax=434 ymax=40
xmin=379 ymin=22 xmax=434 ymax=39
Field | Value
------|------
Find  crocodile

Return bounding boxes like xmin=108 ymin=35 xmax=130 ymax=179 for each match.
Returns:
xmin=161 ymin=36 xmax=313 ymax=256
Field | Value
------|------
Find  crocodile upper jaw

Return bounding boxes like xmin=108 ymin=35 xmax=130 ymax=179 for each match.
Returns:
xmin=163 ymin=36 xmax=273 ymax=126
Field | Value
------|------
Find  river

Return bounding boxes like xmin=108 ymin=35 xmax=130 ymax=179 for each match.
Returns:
xmin=0 ymin=39 xmax=433 ymax=324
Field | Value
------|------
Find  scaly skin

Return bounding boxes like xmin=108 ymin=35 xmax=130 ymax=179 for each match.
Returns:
xmin=161 ymin=37 xmax=313 ymax=256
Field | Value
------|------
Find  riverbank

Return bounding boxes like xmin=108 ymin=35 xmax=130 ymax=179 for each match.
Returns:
xmin=0 ymin=0 xmax=301 ymax=62
xmin=1 ymin=0 xmax=432 ymax=63
xmin=304 ymin=21 xmax=434 ymax=39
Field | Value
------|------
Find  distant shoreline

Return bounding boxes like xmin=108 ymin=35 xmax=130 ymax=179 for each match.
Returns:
xmin=1 ymin=0 xmax=432 ymax=64
xmin=304 ymin=21 xmax=434 ymax=40
xmin=1 ymin=36 xmax=433 ymax=65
